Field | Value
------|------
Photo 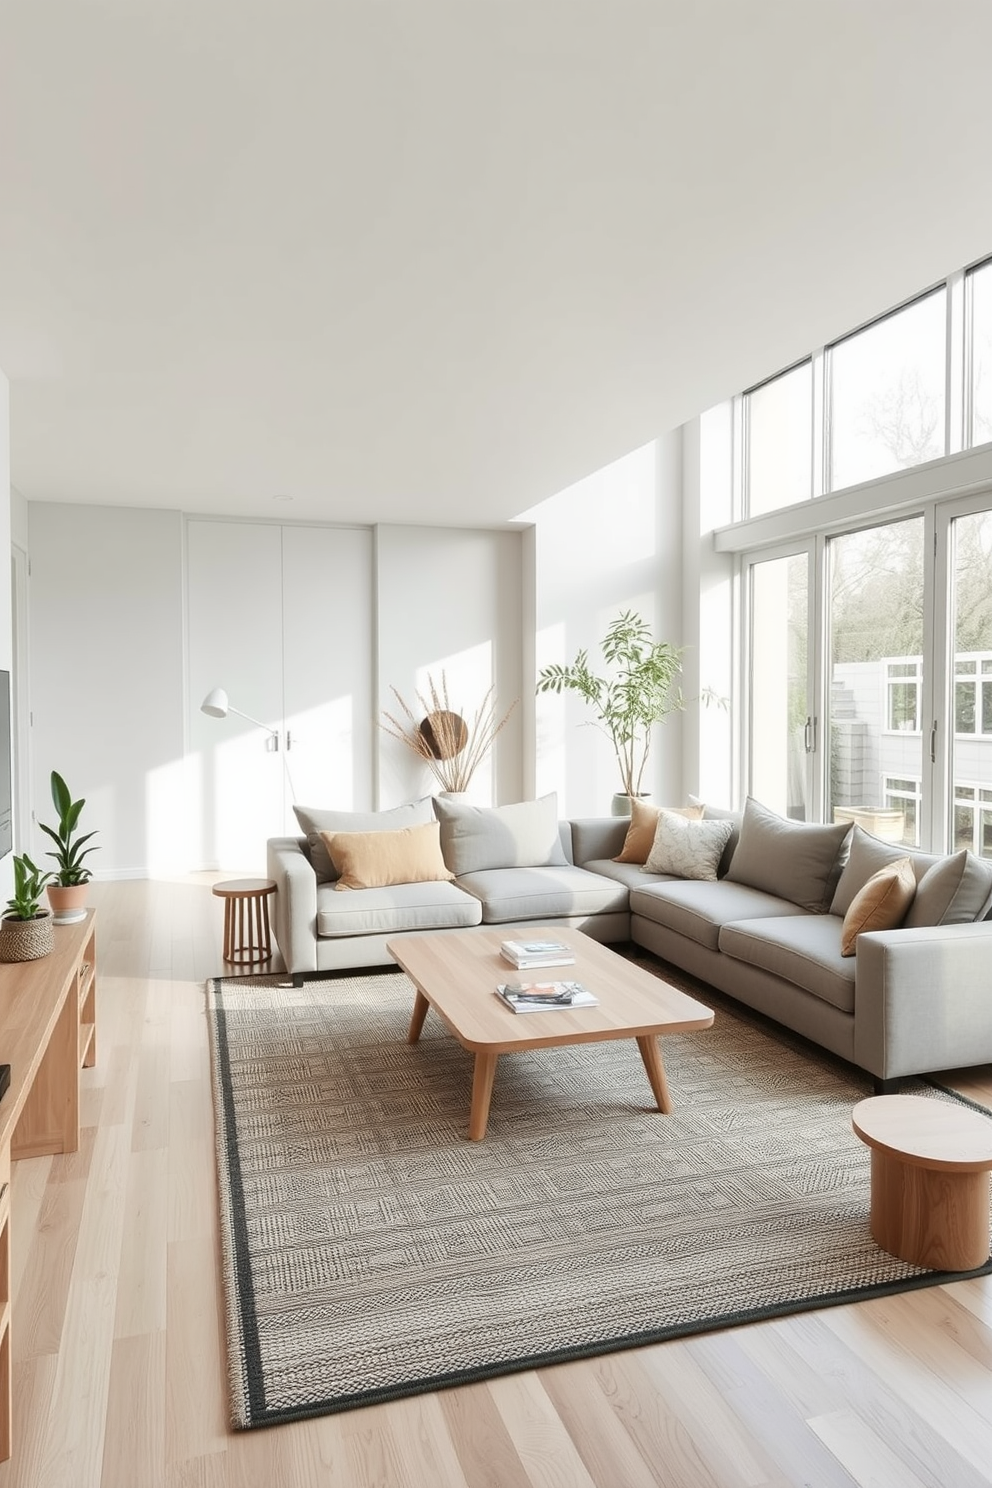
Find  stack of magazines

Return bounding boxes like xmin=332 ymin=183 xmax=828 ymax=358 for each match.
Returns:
xmin=499 ymin=937 xmax=575 ymax=969
xmin=495 ymin=980 xmax=598 ymax=1014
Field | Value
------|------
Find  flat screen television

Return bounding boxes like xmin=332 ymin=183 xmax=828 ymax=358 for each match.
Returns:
xmin=0 ymin=671 xmax=11 ymax=860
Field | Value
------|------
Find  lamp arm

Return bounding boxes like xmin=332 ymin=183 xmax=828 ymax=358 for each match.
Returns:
xmin=228 ymin=705 xmax=279 ymax=740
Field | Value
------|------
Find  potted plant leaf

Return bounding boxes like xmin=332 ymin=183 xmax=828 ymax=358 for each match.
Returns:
xmin=536 ymin=610 xmax=684 ymax=814
xmin=39 ymin=772 xmax=99 ymax=924
xmin=0 ymin=853 xmax=55 ymax=961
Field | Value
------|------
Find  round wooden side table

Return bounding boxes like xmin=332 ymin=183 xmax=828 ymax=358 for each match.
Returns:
xmin=853 ymin=1094 xmax=992 ymax=1271
xmin=212 ymin=878 xmax=276 ymax=966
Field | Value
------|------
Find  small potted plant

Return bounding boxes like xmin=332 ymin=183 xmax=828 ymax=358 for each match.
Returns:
xmin=39 ymin=772 xmax=99 ymax=925
xmin=0 ymin=853 xmax=55 ymax=962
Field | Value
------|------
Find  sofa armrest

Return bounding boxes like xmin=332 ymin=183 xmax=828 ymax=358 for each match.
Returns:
xmin=267 ymin=836 xmax=318 ymax=975
xmin=854 ymin=921 xmax=992 ymax=1079
xmin=569 ymin=817 xmax=628 ymax=866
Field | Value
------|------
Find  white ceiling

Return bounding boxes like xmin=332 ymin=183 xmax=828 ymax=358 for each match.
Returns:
xmin=2 ymin=3 xmax=992 ymax=530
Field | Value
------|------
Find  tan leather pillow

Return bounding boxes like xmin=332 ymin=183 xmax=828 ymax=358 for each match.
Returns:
xmin=840 ymin=856 xmax=916 ymax=956
xmin=614 ymin=799 xmax=703 ymax=864
xmin=320 ymin=822 xmax=454 ymax=891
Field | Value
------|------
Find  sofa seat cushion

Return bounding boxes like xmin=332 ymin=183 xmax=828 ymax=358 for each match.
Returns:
xmin=315 ymin=880 xmax=482 ymax=938
xmin=455 ymin=865 xmax=629 ymax=924
xmin=580 ymin=858 xmax=677 ymax=891
xmin=718 ymin=915 xmax=856 ymax=1014
xmin=630 ymin=879 xmax=805 ymax=952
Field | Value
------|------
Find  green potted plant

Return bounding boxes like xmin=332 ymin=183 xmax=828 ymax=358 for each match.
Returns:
xmin=39 ymin=771 xmax=99 ymax=925
xmin=536 ymin=610 xmax=684 ymax=814
xmin=0 ymin=853 xmax=55 ymax=961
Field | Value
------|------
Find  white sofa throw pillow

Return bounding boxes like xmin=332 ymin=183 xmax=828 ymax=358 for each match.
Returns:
xmin=643 ymin=810 xmax=734 ymax=882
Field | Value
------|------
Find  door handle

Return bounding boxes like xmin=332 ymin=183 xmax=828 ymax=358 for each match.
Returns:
xmin=930 ymin=720 xmax=937 ymax=764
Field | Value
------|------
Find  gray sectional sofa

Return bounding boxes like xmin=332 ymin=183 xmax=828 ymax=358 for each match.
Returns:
xmin=266 ymin=792 xmax=992 ymax=1087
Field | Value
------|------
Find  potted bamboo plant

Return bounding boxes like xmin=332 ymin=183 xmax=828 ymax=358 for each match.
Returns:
xmin=0 ymin=853 xmax=55 ymax=961
xmin=536 ymin=610 xmax=684 ymax=814
xmin=39 ymin=772 xmax=99 ymax=924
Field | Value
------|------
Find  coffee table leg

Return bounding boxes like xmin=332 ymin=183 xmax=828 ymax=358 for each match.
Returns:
xmin=407 ymin=990 xmax=430 ymax=1044
xmin=636 ymin=1035 xmax=672 ymax=1113
xmin=468 ymin=1052 xmax=499 ymax=1141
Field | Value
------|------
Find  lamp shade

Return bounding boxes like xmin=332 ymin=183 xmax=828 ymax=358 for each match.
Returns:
xmin=201 ymin=687 xmax=229 ymax=719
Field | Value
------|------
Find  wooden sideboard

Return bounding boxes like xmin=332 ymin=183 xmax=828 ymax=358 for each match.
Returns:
xmin=0 ymin=910 xmax=97 ymax=1461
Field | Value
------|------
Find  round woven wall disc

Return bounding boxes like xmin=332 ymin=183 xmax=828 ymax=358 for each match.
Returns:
xmin=418 ymin=711 xmax=468 ymax=759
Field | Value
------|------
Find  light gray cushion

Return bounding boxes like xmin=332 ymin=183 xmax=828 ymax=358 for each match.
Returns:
xmin=315 ymin=878 xmax=481 ymax=937
xmin=434 ymin=793 xmax=568 ymax=876
xmin=718 ymin=915 xmax=856 ymax=1014
xmin=830 ymin=825 xmax=939 ymax=917
xmin=903 ymin=849 xmax=992 ymax=928
xmin=629 ymin=878 xmax=806 ymax=952
xmin=725 ymin=797 xmax=851 ymax=912
xmin=643 ymin=812 xmax=734 ymax=882
xmin=455 ymin=865 xmax=628 ymax=924
xmin=294 ymin=798 xmax=435 ymax=882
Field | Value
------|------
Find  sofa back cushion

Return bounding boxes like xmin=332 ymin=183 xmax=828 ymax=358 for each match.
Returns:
xmin=725 ymin=797 xmax=851 ymax=912
xmin=903 ymin=848 xmax=992 ymax=927
xmin=434 ymin=793 xmax=568 ymax=876
xmin=321 ymin=821 xmax=454 ymax=891
xmin=829 ymin=825 xmax=939 ymax=917
xmin=294 ymin=797 xmax=435 ymax=882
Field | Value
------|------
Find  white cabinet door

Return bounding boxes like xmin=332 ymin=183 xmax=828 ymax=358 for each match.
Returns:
xmin=280 ymin=525 xmax=374 ymax=818
xmin=187 ymin=520 xmax=285 ymax=871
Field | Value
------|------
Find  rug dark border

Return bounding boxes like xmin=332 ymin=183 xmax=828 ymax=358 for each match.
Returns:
xmin=206 ymin=974 xmax=992 ymax=1431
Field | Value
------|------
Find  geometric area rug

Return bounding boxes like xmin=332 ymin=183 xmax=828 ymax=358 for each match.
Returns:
xmin=205 ymin=968 xmax=992 ymax=1430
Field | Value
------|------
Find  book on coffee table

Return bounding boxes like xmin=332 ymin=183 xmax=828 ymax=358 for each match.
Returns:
xmin=495 ymin=980 xmax=598 ymax=1013
xmin=500 ymin=938 xmax=575 ymax=969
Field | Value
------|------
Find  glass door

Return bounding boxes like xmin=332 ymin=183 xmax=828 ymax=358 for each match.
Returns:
xmin=825 ymin=517 xmax=926 ymax=847
xmin=745 ymin=547 xmax=814 ymax=819
xmin=947 ymin=504 xmax=992 ymax=858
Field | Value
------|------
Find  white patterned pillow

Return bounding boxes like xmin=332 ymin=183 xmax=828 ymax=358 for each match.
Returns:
xmin=643 ymin=810 xmax=735 ymax=882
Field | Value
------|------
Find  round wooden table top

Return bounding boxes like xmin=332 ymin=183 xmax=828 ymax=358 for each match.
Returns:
xmin=853 ymin=1094 xmax=992 ymax=1173
xmin=211 ymin=878 xmax=276 ymax=899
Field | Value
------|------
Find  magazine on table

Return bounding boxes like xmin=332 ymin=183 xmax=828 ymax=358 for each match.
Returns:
xmin=499 ymin=937 xmax=575 ymax=969
xmin=494 ymin=980 xmax=598 ymax=1014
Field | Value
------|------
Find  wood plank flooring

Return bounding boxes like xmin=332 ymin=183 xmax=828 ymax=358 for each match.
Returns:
xmin=0 ymin=877 xmax=989 ymax=1487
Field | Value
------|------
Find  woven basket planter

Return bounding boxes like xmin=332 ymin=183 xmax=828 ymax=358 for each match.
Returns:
xmin=0 ymin=909 xmax=55 ymax=962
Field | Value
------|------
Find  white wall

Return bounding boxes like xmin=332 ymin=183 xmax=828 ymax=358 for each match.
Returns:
xmin=28 ymin=504 xmax=187 ymax=876
xmin=375 ymin=526 xmax=525 ymax=808
xmin=523 ymin=437 xmax=685 ymax=816
xmin=24 ymin=507 xmax=527 ymax=873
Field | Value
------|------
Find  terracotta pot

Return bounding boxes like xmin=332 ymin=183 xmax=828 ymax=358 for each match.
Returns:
xmin=47 ymin=883 xmax=89 ymax=925
xmin=0 ymin=908 xmax=54 ymax=962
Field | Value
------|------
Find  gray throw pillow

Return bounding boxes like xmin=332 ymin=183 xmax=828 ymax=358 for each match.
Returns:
xmin=903 ymin=849 xmax=992 ymax=927
xmin=725 ymin=796 xmax=851 ymax=912
xmin=293 ymin=798 xmax=435 ymax=882
xmin=830 ymin=825 xmax=939 ymax=918
xmin=433 ymin=793 xmax=567 ymax=876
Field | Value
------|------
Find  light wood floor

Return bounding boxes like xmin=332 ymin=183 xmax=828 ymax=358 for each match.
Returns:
xmin=1 ymin=877 xmax=990 ymax=1488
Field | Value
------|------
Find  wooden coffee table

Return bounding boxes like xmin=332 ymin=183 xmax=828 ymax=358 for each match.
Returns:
xmin=386 ymin=926 xmax=714 ymax=1140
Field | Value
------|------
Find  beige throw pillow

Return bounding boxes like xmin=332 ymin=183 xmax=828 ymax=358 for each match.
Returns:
xmin=320 ymin=822 xmax=454 ymax=891
xmin=840 ymin=856 xmax=916 ymax=956
xmin=614 ymin=799 xmax=703 ymax=865
xmin=643 ymin=810 xmax=734 ymax=882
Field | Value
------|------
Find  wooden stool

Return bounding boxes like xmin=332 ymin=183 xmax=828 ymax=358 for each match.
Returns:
xmin=212 ymin=879 xmax=276 ymax=966
xmin=853 ymin=1094 xmax=992 ymax=1271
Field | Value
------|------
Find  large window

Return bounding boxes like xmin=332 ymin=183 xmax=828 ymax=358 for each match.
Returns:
xmin=828 ymin=290 xmax=946 ymax=491
xmin=746 ymin=363 xmax=813 ymax=517
xmin=747 ymin=551 xmax=810 ymax=818
xmin=970 ymin=259 xmax=992 ymax=447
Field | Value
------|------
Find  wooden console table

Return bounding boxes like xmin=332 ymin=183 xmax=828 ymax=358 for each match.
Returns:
xmin=0 ymin=910 xmax=97 ymax=1461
